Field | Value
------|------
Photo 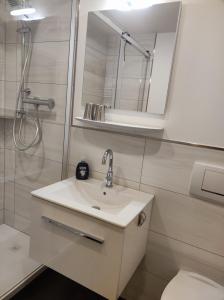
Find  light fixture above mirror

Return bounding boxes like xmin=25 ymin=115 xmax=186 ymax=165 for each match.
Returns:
xmin=117 ymin=0 xmax=154 ymax=11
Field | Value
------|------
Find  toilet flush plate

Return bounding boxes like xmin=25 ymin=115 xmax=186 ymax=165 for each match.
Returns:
xmin=190 ymin=162 xmax=224 ymax=205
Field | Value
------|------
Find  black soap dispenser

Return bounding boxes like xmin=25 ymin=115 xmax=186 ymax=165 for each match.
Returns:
xmin=76 ymin=161 xmax=89 ymax=180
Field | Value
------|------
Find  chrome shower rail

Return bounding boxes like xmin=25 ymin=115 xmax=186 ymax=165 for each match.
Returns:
xmin=94 ymin=11 xmax=150 ymax=59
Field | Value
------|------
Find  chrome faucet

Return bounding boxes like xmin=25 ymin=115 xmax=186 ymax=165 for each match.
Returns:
xmin=102 ymin=149 xmax=113 ymax=188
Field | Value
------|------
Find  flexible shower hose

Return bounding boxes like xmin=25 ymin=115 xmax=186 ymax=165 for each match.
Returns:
xmin=13 ymin=23 xmax=42 ymax=151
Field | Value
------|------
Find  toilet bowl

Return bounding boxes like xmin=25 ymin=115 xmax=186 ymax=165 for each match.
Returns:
xmin=161 ymin=270 xmax=224 ymax=300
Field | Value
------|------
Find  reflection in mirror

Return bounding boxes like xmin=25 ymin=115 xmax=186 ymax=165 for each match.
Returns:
xmin=82 ymin=2 xmax=181 ymax=115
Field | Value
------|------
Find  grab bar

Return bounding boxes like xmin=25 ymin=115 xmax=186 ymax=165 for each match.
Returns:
xmin=41 ymin=216 xmax=104 ymax=245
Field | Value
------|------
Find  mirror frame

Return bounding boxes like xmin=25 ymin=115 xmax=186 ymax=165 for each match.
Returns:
xmin=72 ymin=1 xmax=182 ymax=135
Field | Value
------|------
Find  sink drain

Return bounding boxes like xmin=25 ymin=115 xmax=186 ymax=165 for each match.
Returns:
xmin=92 ymin=205 xmax=101 ymax=210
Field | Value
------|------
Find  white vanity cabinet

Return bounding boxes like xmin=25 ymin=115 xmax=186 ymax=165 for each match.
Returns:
xmin=30 ymin=195 xmax=152 ymax=300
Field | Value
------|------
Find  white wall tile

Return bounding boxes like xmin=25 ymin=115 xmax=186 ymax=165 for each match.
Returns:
xmin=119 ymin=99 xmax=141 ymax=111
xmin=145 ymin=231 xmax=224 ymax=285
xmin=15 ymin=183 xmax=32 ymax=220
xmin=28 ymin=41 xmax=69 ymax=85
xmin=4 ymin=119 xmax=14 ymax=150
xmin=5 ymin=44 xmax=17 ymax=81
xmin=30 ymin=0 xmax=72 ymax=43
xmin=141 ymin=184 xmax=224 ymax=257
xmin=86 ymin=35 xmax=107 ymax=56
xmin=142 ymin=139 xmax=224 ymax=195
xmin=5 ymin=120 xmax=65 ymax=161
xmin=67 ymin=164 xmax=140 ymax=190
xmin=0 ymin=209 xmax=3 ymax=224
xmin=14 ymin=213 xmax=30 ymax=235
xmin=0 ymin=80 xmax=4 ymax=108
xmin=24 ymin=122 xmax=64 ymax=162
xmin=0 ymin=22 xmax=5 ymax=44
xmin=82 ymin=71 xmax=105 ymax=99
xmin=0 ymin=183 xmax=4 ymax=210
xmin=105 ymin=55 xmax=118 ymax=78
xmin=0 ymin=149 xmax=4 ymax=177
xmin=4 ymin=181 xmax=15 ymax=212
xmin=16 ymin=42 xmax=21 ymax=81
xmin=69 ymin=127 xmax=145 ymax=183
xmin=82 ymin=92 xmax=104 ymax=105
xmin=106 ymin=36 xmax=120 ymax=56
xmin=0 ymin=43 xmax=5 ymax=81
xmin=120 ymin=78 xmax=142 ymax=100
xmin=15 ymin=152 xmax=62 ymax=189
xmin=0 ymin=120 xmax=4 ymax=149
xmin=85 ymin=46 xmax=106 ymax=77
xmin=5 ymin=20 xmax=17 ymax=44
xmin=4 ymin=149 xmax=15 ymax=182
xmin=122 ymin=266 xmax=168 ymax=300
xmin=4 ymin=210 xmax=15 ymax=227
xmin=121 ymin=56 xmax=146 ymax=79
xmin=4 ymin=81 xmax=17 ymax=111
xmin=0 ymin=144 xmax=4 ymax=219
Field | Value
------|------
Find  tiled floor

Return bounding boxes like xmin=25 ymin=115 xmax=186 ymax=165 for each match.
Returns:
xmin=0 ymin=224 xmax=40 ymax=298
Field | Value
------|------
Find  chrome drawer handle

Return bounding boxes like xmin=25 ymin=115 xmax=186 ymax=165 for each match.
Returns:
xmin=42 ymin=216 xmax=104 ymax=245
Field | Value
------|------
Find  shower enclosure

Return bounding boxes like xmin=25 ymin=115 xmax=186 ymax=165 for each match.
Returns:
xmin=0 ymin=0 xmax=76 ymax=297
xmin=83 ymin=11 xmax=156 ymax=112
xmin=113 ymin=36 xmax=151 ymax=112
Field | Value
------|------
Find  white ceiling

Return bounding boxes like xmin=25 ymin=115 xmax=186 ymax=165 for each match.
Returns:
xmin=101 ymin=1 xmax=181 ymax=34
xmin=88 ymin=13 xmax=117 ymax=38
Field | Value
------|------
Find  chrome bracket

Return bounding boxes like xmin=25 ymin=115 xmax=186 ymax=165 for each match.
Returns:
xmin=138 ymin=211 xmax=147 ymax=227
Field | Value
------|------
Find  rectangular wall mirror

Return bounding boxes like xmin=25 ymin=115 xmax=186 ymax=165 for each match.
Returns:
xmin=81 ymin=1 xmax=181 ymax=116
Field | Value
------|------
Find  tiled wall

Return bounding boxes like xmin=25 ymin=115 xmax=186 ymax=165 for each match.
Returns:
xmin=0 ymin=0 xmax=5 ymax=224
xmin=103 ymin=35 xmax=119 ymax=107
xmin=107 ymin=33 xmax=156 ymax=111
xmin=0 ymin=118 xmax=4 ymax=224
xmin=83 ymin=23 xmax=156 ymax=112
xmin=83 ymin=28 xmax=107 ymax=105
xmin=68 ymin=127 xmax=224 ymax=300
xmin=3 ymin=0 xmax=73 ymax=234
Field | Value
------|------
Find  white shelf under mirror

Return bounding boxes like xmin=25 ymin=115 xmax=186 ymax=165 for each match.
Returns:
xmin=75 ymin=117 xmax=164 ymax=135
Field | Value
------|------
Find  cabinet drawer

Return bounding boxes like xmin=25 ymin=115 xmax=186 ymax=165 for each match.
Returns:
xmin=30 ymin=196 xmax=124 ymax=299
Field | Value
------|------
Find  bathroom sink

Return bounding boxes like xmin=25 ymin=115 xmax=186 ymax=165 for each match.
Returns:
xmin=31 ymin=177 xmax=153 ymax=228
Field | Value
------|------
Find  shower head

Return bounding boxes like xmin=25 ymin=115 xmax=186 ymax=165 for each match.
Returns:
xmin=8 ymin=0 xmax=36 ymax=17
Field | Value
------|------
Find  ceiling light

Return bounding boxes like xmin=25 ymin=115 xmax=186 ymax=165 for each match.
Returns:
xmin=117 ymin=0 xmax=154 ymax=11
xmin=10 ymin=7 xmax=36 ymax=16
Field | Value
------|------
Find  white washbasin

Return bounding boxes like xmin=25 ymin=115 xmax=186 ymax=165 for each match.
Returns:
xmin=31 ymin=177 xmax=154 ymax=228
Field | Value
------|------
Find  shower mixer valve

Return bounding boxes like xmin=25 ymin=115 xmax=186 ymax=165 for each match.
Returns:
xmin=22 ymin=89 xmax=55 ymax=110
